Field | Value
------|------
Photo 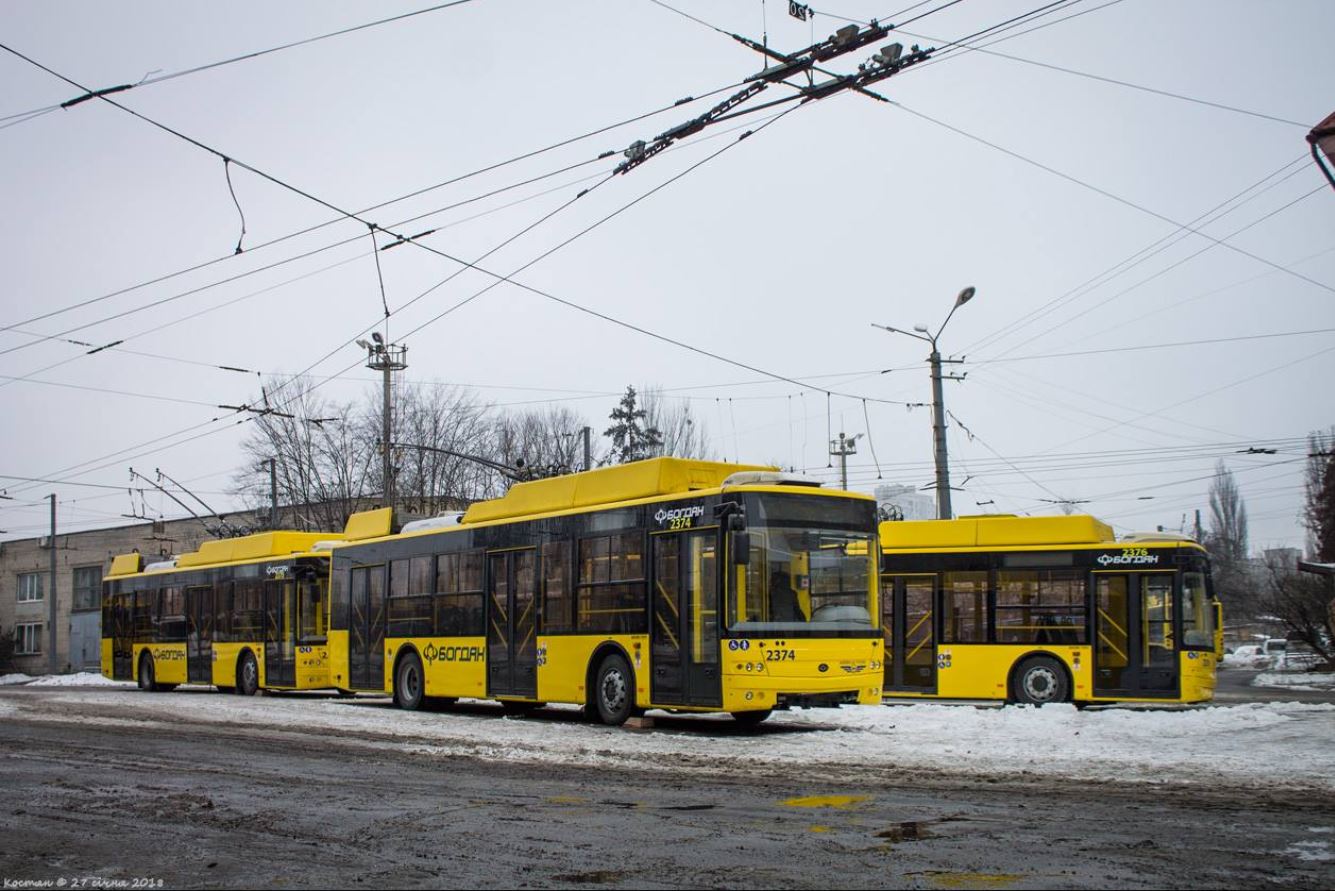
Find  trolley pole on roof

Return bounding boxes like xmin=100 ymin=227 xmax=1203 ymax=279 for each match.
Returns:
xmin=872 ymin=286 xmax=977 ymax=520
xmin=357 ymin=333 xmax=408 ymax=512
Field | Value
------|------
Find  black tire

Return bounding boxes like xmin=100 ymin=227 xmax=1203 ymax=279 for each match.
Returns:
xmin=138 ymin=653 xmax=156 ymax=692
xmin=592 ymin=653 xmax=635 ymax=726
xmin=731 ymin=709 xmax=772 ymax=727
xmin=236 ymin=651 xmax=260 ymax=696
xmin=1012 ymin=656 xmax=1069 ymax=706
xmin=395 ymin=652 xmax=426 ymax=711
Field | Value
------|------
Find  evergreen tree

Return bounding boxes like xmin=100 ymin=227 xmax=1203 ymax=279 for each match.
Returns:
xmin=604 ymin=386 xmax=662 ymax=464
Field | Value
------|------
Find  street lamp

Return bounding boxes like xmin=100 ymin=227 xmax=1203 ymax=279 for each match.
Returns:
xmin=872 ymin=285 xmax=977 ymax=520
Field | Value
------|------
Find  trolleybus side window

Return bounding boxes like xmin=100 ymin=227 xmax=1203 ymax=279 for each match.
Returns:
xmin=1181 ymin=571 xmax=1214 ymax=649
xmin=232 ymin=579 xmax=263 ymax=641
xmin=435 ymin=550 xmax=484 ymax=636
xmin=941 ymin=572 xmax=988 ymax=643
xmin=132 ymin=587 xmax=156 ymax=641
xmin=995 ymin=569 xmax=1086 ymax=645
xmin=541 ymin=540 xmax=573 ymax=633
xmin=388 ymin=557 xmax=433 ymax=637
xmin=215 ymin=581 xmax=234 ymax=642
xmin=161 ymin=585 xmax=186 ymax=642
xmin=577 ymin=530 xmax=647 ymax=634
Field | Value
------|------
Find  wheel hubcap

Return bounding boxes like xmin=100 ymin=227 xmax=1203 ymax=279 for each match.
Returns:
xmin=244 ymin=660 xmax=257 ymax=689
xmin=1024 ymin=667 xmax=1058 ymax=701
xmin=601 ymin=669 xmax=627 ymax=712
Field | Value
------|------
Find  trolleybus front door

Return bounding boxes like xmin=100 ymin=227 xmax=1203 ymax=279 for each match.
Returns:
xmin=486 ymin=549 xmax=538 ymax=699
xmin=111 ymin=591 xmax=133 ymax=681
xmin=186 ymin=585 xmax=213 ymax=684
xmin=650 ymin=529 xmax=721 ymax=707
xmin=1094 ymin=572 xmax=1177 ymax=698
xmin=882 ymin=574 xmax=937 ymax=693
xmin=263 ymin=578 xmax=296 ymax=688
xmin=349 ymin=564 xmax=386 ymax=690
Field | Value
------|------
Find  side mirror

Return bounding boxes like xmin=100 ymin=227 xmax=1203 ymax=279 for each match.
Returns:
xmin=730 ymin=531 xmax=750 ymax=565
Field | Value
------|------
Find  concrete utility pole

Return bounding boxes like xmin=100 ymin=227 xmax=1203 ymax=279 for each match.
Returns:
xmin=582 ymin=426 xmax=592 ymax=472
xmin=357 ymin=333 xmax=408 ymax=511
xmin=829 ymin=432 xmax=862 ymax=490
xmin=872 ymin=286 xmax=977 ymax=520
xmin=48 ymin=493 xmax=57 ymax=674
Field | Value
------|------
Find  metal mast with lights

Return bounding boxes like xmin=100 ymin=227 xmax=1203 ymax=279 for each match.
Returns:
xmin=872 ymin=286 xmax=976 ymax=520
xmin=829 ymin=432 xmax=862 ymax=491
xmin=357 ymin=333 xmax=407 ymax=511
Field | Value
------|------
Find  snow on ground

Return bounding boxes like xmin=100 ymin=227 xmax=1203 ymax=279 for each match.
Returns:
xmin=2 ymin=671 xmax=133 ymax=687
xmin=8 ymin=687 xmax=1335 ymax=793
xmin=1255 ymin=671 xmax=1335 ymax=691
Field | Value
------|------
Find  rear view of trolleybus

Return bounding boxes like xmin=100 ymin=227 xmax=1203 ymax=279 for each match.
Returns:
xmin=879 ymin=514 xmax=1218 ymax=706
xmin=328 ymin=458 xmax=884 ymax=724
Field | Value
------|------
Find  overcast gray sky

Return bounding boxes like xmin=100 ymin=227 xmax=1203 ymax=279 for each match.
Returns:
xmin=1 ymin=0 xmax=1331 ymax=549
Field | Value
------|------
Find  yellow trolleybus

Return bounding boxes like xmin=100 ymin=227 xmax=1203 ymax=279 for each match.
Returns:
xmin=878 ymin=514 xmax=1218 ymax=706
xmin=329 ymin=458 xmax=884 ymax=725
xmin=101 ymin=510 xmax=393 ymax=694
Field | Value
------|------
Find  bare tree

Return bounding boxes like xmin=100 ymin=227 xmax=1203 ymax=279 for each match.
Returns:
xmin=234 ymin=377 xmax=376 ymax=532
xmin=392 ymin=383 xmax=500 ymax=512
xmin=642 ymin=385 xmax=711 ymax=460
xmin=1203 ymin=461 xmax=1253 ymax=617
xmin=1207 ymin=461 xmax=1249 ymax=563
xmin=497 ymin=405 xmax=588 ymax=477
xmin=1259 ymin=557 xmax=1335 ymax=667
xmin=1304 ymin=427 xmax=1335 ymax=562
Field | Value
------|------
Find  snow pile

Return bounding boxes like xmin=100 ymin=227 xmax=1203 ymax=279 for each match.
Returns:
xmin=11 ymin=688 xmax=1335 ymax=792
xmin=0 ymin=673 xmax=34 ymax=686
xmin=1255 ymin=671 xmax=1335 ymax=691
xmin=26 ymin=671 xmax=132 ymax=687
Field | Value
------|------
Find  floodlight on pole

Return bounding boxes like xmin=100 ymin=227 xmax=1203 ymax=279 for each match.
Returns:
xmin=871 ymin=286 xmax=978 ymax=519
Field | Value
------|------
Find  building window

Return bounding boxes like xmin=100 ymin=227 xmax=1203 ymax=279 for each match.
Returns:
xmin=73 ymin=565 xmax=102 ymax=611
xmin=17 ymin=573 xmax=43 ymax=603
xmin=15 ymin=623 xmax=42 ymax=655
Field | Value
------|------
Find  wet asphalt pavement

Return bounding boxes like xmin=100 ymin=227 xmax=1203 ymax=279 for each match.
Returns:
xmin=1 ymin=685 xmax=1332 ymax=889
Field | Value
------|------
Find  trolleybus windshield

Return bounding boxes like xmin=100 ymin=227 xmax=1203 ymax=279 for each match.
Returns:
xmin=728 ymin=493 xmax=878 ymax=636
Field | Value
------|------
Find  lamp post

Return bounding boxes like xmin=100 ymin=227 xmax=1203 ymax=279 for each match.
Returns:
xmin=357 ymin=333 xmax=407 ymax=511
xmin=872 ymin=286 xmax=976 ymax=520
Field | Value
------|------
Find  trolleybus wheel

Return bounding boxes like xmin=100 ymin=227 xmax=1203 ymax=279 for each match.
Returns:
xmin=237 ymin=651 xmax=260 ymax=696
xmin=138 ymin=653 xmax=156 ymax=692
xmin=731 ymin=709 xmax=772 ymax=727
xmin=1013 ymin=656 xmax=1069 ymax=706
xmin=593 ymin=653 xmax=634 ymax=726
xmin=395 ymin=652 xmax=425 ymax=711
